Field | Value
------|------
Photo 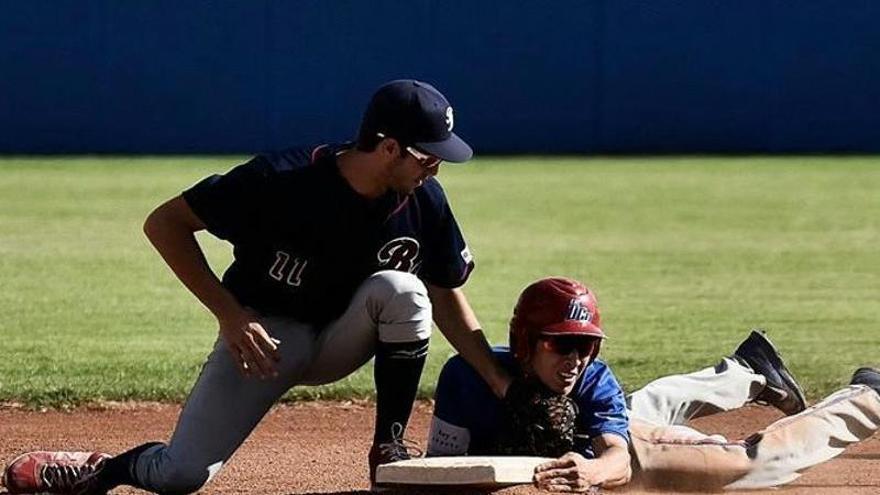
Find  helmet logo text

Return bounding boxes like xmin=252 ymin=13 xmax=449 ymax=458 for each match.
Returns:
xmin=567 ymin=299 xmax=592 ymax=322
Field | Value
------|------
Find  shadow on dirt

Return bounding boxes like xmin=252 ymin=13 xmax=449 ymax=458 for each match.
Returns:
xmin=839 ymin=452 xmax=880 ymax=460
xmin=294 ymin=489 xmax=502 ymax=495
xmin=293 ymin=492 xmax=373 ymax=495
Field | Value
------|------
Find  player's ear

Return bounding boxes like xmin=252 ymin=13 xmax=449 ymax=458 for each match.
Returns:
xmin=378 ymin=137 xmax=401 ymax=158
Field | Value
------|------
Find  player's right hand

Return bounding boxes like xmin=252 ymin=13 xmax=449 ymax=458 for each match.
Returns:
xmin=534 ymin=453 xmax=602 ymax=493
xmin=217 ymin=310 xmax=281 ymax=379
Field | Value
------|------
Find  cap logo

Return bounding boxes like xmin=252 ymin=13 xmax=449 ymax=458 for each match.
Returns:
xmin=445 ymin=107 xmax=454 ymax=132
xmin=566 ymin=299 xmax=592 ymax=322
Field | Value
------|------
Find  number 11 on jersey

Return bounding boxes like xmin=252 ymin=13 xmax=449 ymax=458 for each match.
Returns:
xmin=268 ymin=251 xmax=308 ymax=287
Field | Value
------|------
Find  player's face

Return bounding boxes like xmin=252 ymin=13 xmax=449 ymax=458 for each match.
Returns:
xmin=388 ymin=146 xmax=442 ymax=194
xmin=528 ymin=335 xmax=599 ymax=394
xmin=376 ymin=136 xmax=442 ymax=194
xmin=405 ymin=146 xmax=442 ymax=171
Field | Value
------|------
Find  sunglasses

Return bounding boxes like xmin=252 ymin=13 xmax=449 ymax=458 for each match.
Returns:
xmin=539 ymin=335 xmax=600 ymax=360
xmin=405 ymin=145 xmax=443 ymax=170
xmin=376 ymin=132 xmax=442 ymax=170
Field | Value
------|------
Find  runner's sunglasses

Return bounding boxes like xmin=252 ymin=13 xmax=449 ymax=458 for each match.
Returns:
xmin=539 ymin=335 xmax=600 ymax=359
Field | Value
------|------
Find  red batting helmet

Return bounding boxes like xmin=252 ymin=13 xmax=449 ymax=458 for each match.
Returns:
xmin=509 ymin=277 xmax=605 ymax=362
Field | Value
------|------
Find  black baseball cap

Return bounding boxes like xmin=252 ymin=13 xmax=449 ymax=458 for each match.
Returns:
xmin=358 ymin=79 xmax=473 ymax=163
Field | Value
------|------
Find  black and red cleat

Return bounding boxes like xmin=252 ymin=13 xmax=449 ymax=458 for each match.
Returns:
xmin=2 ymin=451 xmax=111 ymax=495
xmin=368 ymin=423 xmax=422 ymax=492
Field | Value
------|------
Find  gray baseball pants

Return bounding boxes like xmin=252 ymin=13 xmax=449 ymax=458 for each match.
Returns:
xmin=130 ymin=270 xmax=433 ymax=494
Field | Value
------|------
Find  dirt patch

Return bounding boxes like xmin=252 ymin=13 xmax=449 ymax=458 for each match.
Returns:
xmin=1 ymin=402 xmax=878 ymax=494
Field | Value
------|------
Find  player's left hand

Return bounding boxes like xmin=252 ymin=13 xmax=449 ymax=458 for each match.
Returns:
xmin=534 ymin=452 xmax=602 ymax=493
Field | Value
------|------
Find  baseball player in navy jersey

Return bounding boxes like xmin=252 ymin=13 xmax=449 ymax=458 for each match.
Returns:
xmin=1 ymin=80 xmax=514 ymax=494
xmin=429 ymin=276 xmax=880 ymax=492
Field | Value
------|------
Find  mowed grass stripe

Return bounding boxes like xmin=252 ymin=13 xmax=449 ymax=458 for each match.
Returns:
xmin=0 ymin=156 xmax=877 ymax=407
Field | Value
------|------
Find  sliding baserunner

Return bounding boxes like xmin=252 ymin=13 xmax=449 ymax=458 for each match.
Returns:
xmin=428 ymin=276 xmax=880 ymax=492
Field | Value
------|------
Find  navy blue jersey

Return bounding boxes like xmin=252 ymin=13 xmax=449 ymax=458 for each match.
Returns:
xmin=432 ymin=348 xmax=629 ymax=457
xmin=182 ymin=143 xmax=474 ymax=325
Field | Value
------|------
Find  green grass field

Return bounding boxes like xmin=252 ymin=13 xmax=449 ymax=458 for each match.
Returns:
xmin=1 ymin=156 xmax=878 ymax=407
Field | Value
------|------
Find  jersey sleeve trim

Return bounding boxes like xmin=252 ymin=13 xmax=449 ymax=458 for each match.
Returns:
xmin=310 ymin=144 xmax=329 ymax=164
xmin=180 ymin=176 xmax=239 ymax=241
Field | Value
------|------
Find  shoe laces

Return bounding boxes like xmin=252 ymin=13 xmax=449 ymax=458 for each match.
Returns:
xmin=39 ymin=460 xmax=103 ymax=493
xmin=378 ymin=422 xmax=424 ymax=461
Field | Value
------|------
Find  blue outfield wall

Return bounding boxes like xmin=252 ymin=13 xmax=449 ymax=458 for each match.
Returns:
xmin=1 ymin=1 xmax=879 ymax=154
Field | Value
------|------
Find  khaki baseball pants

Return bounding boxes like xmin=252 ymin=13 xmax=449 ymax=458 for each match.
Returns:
xmin=628 ymin=357 xmax=880 ymax=490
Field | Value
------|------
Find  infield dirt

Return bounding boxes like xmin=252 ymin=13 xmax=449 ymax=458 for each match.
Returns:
xmin=1 ymin=401 xmax=877 ymax=494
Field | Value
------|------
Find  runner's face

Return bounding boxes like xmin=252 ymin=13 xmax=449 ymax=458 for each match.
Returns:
xmin=529 ymin=336 xmax=596 ymax=394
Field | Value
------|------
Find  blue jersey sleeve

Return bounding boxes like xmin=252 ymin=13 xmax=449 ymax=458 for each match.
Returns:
xmin=418 ymin=179 xmax=475 ymax=288
xmin=573 ymin=360 xmax=630 ymax=452
xmin=182 ymin=155 xmax=275 ymax=244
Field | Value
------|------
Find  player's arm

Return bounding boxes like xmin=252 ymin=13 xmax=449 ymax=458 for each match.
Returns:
xmin=534 ymin=433 xmax=631 ymax=492
xmin=425 ymin=284 xmax=511 ymax=398
xmin=589 ymin=433 xmax=632 ymax=487
xmin=143 ymin=195 xmax=279 ymax=378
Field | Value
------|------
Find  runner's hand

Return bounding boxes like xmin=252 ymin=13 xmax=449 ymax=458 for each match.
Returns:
xmin=534 ymin=452 xmax=602 ymax=493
